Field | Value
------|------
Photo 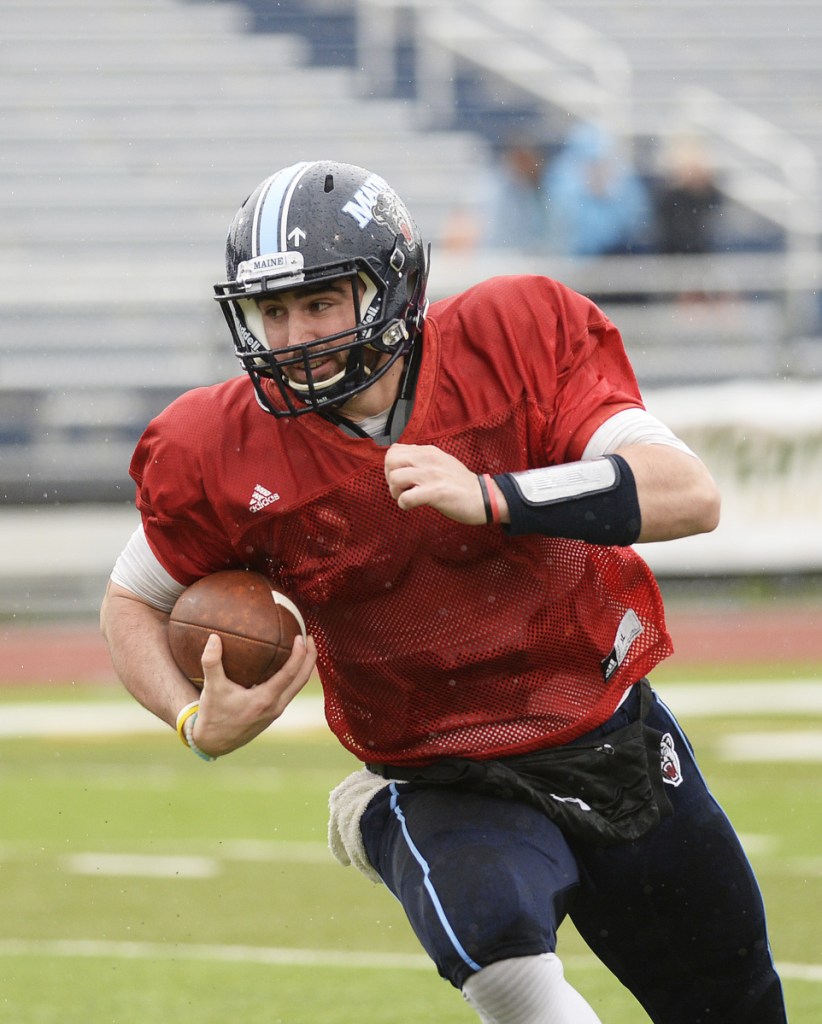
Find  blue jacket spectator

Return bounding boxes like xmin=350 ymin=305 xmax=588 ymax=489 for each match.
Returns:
xmin=543 ymin=122 xmax=652 ymax=256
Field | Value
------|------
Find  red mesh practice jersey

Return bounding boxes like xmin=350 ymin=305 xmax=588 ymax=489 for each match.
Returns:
xmin=132 ymin=276 xmax=673 ymax=764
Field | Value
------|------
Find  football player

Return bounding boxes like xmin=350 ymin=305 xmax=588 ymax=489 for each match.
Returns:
xmin=101 ymin=160 xmax=786 ymax=1023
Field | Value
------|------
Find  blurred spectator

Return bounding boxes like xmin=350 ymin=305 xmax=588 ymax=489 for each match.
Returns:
xmin=441 ymin=136 xmax=550 ymax=253
xmin=542 ymin=121 xmax=652 ymax=257
xmin=482 ymin=137 xmax=549 ymax=249
xmin=653 ymin=136 xmax=724 ymax=254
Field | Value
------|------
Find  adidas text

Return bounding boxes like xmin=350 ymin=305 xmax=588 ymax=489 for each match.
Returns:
xmin=249 ymin=484 xmax=280 ymax=513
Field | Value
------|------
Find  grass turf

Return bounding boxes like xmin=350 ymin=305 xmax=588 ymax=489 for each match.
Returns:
xmin=0 ymin=668 xmax=820 ymax=1023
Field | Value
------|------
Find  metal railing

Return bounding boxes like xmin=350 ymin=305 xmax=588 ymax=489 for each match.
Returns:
xmin=675 ymin=85 xmax=821 ymax=340
xmin=356 ymin=0 xmax=632 ymax=138
xmin=354 ymin=0 xmax=820 ymax=312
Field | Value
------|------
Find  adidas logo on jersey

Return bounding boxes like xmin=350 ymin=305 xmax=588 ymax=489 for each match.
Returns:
xmin=249 ymin=484 xmax=280 ymax=513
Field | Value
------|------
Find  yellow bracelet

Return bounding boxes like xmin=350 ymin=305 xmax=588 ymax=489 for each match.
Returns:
xmin=176 ymin=701 xmax=201 ymax=747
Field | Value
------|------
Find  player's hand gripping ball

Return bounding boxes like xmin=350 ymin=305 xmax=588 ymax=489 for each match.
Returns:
xmin=168 ymin=570 xmax=306 ymax=688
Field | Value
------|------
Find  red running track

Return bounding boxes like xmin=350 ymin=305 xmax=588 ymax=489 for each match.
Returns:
xmin=1 ymin=604 xmax=820 ymax=686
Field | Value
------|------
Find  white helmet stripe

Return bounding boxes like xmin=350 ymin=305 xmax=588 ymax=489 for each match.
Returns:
xmin=278 ymin=162 xmax=315 ymax=250
xmin=254 ymin=161 xmax=311 ymax=257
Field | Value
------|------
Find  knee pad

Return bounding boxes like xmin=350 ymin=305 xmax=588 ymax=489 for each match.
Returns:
xmin=462 ymin=953 xmax=603 ymax=1024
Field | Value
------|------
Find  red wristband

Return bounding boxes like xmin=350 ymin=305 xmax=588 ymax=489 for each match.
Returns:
xmin=482 ymin=473 xmax=501 ymax=524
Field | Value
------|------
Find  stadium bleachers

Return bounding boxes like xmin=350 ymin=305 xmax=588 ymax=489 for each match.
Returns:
xmin=541 ymin=0 xmax=822 ymax=245
xmin=1 ymin=0 xmax=820 ymax=504
xmin=0 ymin=0 xmax=487 ymax=502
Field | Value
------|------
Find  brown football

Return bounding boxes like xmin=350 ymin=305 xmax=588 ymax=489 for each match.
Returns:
xmin=168 ymin=570 xmax=306 ymax=688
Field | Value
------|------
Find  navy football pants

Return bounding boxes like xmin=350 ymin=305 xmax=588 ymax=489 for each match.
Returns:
xmin=360 ymin=685 xmax=787 ymax=1023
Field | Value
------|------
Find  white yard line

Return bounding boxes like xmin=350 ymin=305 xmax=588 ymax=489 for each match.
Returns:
xmin=0 ymin=938 xmax=817 ymax=984
xmin=3 ymin=683 xmax=822 ymax=772
xmin=0 ymin=937 xmax=432 ymax=971
xmin=53 ymin=841 xmax=335 ymax=878
xmin=0 ymin=695 xmax=326 ymax=738
xmin=719 ymin=730 xmax=822 ymax=762
xmin=658 ymin=681 xmax=822 ymax=716
xmin=0 ymin=681 xmax=820 ymax=740
xmin=65 ymin=853 xmax=221 ymax=878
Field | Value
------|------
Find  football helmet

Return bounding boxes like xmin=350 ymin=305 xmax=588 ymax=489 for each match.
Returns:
xmin=214 ymin=160 xmax=429 ymax=417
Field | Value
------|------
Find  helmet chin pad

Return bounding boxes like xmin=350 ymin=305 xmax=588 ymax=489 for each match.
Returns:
xmin=286 ymin=365 xmax=348 ymax=394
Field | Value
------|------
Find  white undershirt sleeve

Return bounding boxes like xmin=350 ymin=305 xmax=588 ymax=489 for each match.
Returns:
xmin=110 ymin=525 xmax=187 ymax=612
xmin=581 ymin=407 xmax=697 ymax=460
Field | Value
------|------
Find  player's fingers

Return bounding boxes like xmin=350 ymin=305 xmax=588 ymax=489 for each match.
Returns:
xmin=385 ymin=446 xmax=449 ymax=489
xmin=276 ymin=635 xmax=318 ymax=707
xmin=384 ymin=442 xmax=441 ymax=480
xmin=385 ymin=443 xmax=486 ymax=521
xmin=252 ymin=632 xmax=307 ymax=684
xmin=394 ymin=477 xmax=430 ymax=510
xmin=383 ymin=441 xmax=418 ymax=468
xmin=385 ymin=464 xmax=422 ymax=501
xmin=388 ymin=459 xmax=468 ymax=504
xmin=201 ymin=630 xmax=223 ymax=663
xmin=276 ymin=632 xmax=315 ymax=679
xmin=200 ymin=633 xmax=228 ymax=688
xmin=384 ymin=444 xmax=416 ymax=489
xmin=257 ymin=634 xmax=317 ymax=715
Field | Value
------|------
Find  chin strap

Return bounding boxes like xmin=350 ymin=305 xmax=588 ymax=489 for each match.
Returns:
xmin=319 ymin=340 xmax=422 ymax=445
xmin=384 ymin=340 xmax=422 ymax=443
xmin=318 ymin=408 xmax=373 ymax=440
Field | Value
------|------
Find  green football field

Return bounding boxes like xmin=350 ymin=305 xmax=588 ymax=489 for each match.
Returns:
xmin=1 ymin=662 xmax=820 ymax=1023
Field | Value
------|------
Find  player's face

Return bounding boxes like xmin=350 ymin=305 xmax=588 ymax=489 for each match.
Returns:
xmin=256 ymin=280 xmax=360 ymax=387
